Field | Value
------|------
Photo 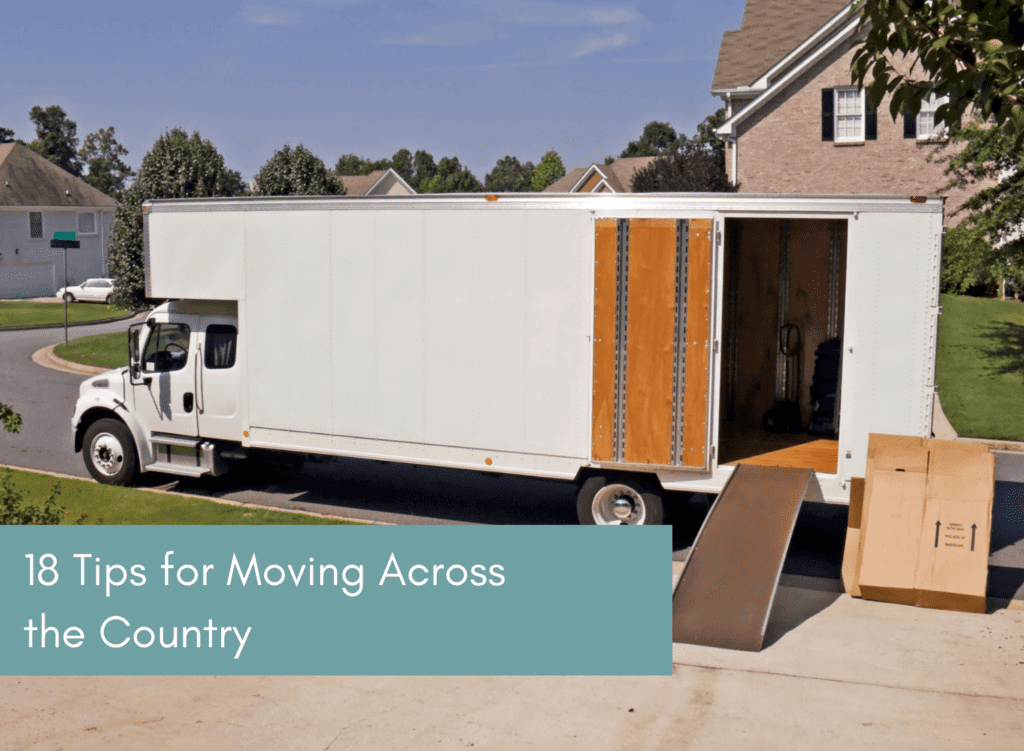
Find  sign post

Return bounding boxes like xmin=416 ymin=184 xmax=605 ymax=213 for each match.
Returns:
xmin=50 ymin=232 xmax=80 ymax=346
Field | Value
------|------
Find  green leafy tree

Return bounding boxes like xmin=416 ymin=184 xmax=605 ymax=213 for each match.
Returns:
xmin=0 ymin=127 xmax=14 ymax=143
xmin=484 ymin=155 xmax=535 ymax=192
xmin=620 ymin=121 xmax=680 ymax=158
xmin=531 ymin=150 xmax=565 ymax=191
xmin=419 ymin=156 xmax=483 ymax=193
xmin=630 ymin=110 xmax=733 ymax=192
xmin=411 ymin=150 xmax=437 ymax=191
xmin=938 ymin=119 xmax=1024 ymax=296
xmin=79 ymin=126 xmax=135 ymax=198
xmin=390 ymin=148 xmax=414 ymax=183
xmin=335 ymin=153 xmax=371 ymax=175
xmin=254 ymin=144 xmax=341 ymax=196
xmin=851 ymin=0 xmax=1024 ymax=145
xmin=107 ymin=128 xmax=245 ymax=308
xmin=28 ymin=105 xmax=82 ymax=176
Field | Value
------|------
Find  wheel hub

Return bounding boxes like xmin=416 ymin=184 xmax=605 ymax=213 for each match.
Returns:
xmin=592 ymin=484 xmax=646 ymax=525
xmin=91 ymin=434 xmax=124 ymax=476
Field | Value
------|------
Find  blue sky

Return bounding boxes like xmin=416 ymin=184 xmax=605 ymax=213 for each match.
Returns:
xmin=3 ymin=0 xmax=747 ymax=183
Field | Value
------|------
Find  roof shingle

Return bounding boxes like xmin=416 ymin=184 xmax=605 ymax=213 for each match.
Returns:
xmin=0 ymin=142 xmax=117 ymax=208
xmin=711 ymin=0 xmax=852 ymax=90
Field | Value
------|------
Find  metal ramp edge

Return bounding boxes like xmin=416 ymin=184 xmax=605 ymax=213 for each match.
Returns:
xmin=672 ymin=464 xmax=824 ymax=652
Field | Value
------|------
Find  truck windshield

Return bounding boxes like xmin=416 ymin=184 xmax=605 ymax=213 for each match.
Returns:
xmin=143 ymin=323 xmax=191 ymax=373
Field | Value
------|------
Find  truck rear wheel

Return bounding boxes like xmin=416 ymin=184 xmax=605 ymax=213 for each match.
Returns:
xmin=576 ymin=474 xmax=664 ymax=525
xmin=83 ymin=419 xmax=138 ymax=486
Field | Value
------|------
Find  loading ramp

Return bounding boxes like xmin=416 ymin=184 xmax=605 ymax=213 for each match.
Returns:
xmin=672 ymin=464 xmax=824 ymax=651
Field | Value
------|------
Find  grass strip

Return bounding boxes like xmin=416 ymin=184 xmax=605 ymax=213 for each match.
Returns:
xmin=0 ymin=301 xmax=133 ymax=328
xmin=2 ymin=467 xmax=357 ymax=526
xmin=936 ymin=293 xmax=1024 ymax=441
xmin=54 ymin=332 xmax=129 ymax=370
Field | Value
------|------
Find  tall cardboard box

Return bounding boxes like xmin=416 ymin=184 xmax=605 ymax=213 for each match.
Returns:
xmin=854 ymin=434 xmax=994 ymax=613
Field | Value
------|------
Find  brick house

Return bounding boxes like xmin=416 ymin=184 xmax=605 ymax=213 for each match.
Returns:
xmin=0 ymin=142 xmax=117 ymax=298
xmin=711 ymin=0 xmax=973 ymax=222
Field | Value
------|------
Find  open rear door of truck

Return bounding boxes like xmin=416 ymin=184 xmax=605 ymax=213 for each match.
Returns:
xmin=591 ymin=217 xmax=714 ymax=471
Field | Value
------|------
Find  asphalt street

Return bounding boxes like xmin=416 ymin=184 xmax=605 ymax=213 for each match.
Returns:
xmin=2 ymin=317 xmax=1023 ymax=598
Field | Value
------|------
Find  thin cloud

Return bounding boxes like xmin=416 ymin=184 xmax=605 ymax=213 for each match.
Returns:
xmin=382 ymin=20 xmax=497 ymax=46
xmin=496 ymin=1 xmax=643 ymax=27
xmin=568 ymin=32 xmax=628 ymax=59
xmin=245 ymin=6 xmax=301 ymax=25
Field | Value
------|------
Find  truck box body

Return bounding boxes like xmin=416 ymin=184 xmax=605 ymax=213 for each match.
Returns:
xmin=75 ymin=192 xmax=942 ymax=507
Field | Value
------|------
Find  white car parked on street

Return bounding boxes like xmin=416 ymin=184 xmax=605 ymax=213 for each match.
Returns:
xmin=56 ymin=278 xmax=116 ymax=303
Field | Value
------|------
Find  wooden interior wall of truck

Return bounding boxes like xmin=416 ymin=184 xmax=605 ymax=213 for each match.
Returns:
xmin=719 ymin=217 xmax=847 ymax=474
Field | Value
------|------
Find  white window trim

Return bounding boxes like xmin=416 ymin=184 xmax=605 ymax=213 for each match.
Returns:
xmin=78 ymin=211 xmax=98 ymax=236
xmin=834 ymin=86 xmax=866 ymax=143
xmin=28 ymin=211 xmax=44 ymax=240
xmin=917 ymin=94 xmax=950 ymax=141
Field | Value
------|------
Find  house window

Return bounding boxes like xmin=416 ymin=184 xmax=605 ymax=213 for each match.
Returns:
xmin=905 ymin=94 xmax=950 ymax=140
xmin=29 ymin=212 xmax=43 ymax=239
xmin=822 ymin=88 xmax=877 ymax=142
xmin=78 ymin=212 xmax=97 ymax=235
xmin=835 ymin=87 xmax=864 ymax=142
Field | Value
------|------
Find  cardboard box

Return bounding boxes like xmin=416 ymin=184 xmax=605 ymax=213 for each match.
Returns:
xmin=851 ymin=434 xmax=994 ymax=613
xmin=841 ymin=477 xmax=865 ymax=597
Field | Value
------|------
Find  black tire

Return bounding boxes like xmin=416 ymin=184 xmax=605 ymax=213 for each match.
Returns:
xmin=104 ymin=294 xmax=111 ymax=304
xmin=82 ymin=418 xmax=138 ymax=486
xmin=63 ymin=292 xmax=75 ymax=303
xmin=576 ymin=474 xmax=664 ymax=525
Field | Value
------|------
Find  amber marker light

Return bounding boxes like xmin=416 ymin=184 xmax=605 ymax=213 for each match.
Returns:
xmin=485 ymin=195 xmax=498 ymax=202
xmin=243 ymin=430 xmax=249 ymax=438
xmin=485 ymin=457 xmax=493 ymax=465
xmin=910 ymin=196 xmax=927 ymax=203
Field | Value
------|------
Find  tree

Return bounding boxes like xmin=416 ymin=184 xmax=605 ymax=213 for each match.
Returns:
xmin=484 ymin=155 xmax=535 ymax=192
xmin=0 ymin=127 xmax=14 ymax=143
xmin=531 ymin=150 xmax=565 ymax=191
xmin=938 ymin=119 xmax=1024 ymax=296
xmin=620 ymin=121 xmax=680 ymax=158
xmin=630 ymin=151 xmax=736 ymax=193
xmin=390 ymin=148 xmax=414 ymax=184
xmin=411 ymin=149 xmax=437 ymax=190
xmin=418 ymin=156 xmax=483 ymax=193
xmin=107 ymin=128 xmax=245 ymax=308
xmin=78 ymin=126 xmax=135 ymax=198
xmin=254 ymin=144 xmax=340 ymax=196
xmin=335 ymin=153 xmax=371 ymax=176
xmin=629 ymin=110 xmax=734 ymax=193
xmin=851 ymin=0 xmax=1024 ymax=145
xmin=28 ymin=105 xmax=82 ymax=176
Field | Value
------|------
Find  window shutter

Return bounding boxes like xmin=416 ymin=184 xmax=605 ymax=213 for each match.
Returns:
xmin=904 ymin=112 xmax=917 ymax=139
xmin=822 ymin=89 xmax=834 ymax=141
xmin=865 ymin=99 xmax=877 ymax=140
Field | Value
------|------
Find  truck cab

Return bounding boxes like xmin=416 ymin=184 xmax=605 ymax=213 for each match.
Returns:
xmin=73 ymin=300 xmax=241 ymax=484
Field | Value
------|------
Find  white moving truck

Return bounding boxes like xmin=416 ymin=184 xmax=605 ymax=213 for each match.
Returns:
xmin=72 ymin=193 xmax=944 ymax=524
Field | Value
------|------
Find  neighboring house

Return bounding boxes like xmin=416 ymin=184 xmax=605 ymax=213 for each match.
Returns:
xmin=544 ymin=157 xmax=658 ymax=193
xmin=338 ymin=168 xmax=416 ymax=196
xmin=711 ymin=0 xmax=976 ymax=222
xmin=0 ymin=142 xmax=117 ymax=298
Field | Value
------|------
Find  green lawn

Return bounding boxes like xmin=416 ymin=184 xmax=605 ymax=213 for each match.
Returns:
xmin=937 ymin=293 xmax=1024 ymax=441
xmin=2 ymin=467 xmax=357 ymax=525
xmin=0 ymin=301 xmax=133 ymax=328
xmin=54 ymin=332 xmax=129 ymax=370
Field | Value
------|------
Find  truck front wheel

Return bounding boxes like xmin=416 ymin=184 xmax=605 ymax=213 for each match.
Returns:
xmin=576 ymin=474 xmax=664 ymax=525
xmin=83 ymin=419 xmax=138 ymax=486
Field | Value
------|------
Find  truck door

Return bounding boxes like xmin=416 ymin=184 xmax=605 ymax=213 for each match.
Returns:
xmin=591 ymin=218 xmax=714 ymax=471
xmin=130 ymin=319 xmax=199 ymax=438
xmin=195 ymin=316 xmax=242 ymax=441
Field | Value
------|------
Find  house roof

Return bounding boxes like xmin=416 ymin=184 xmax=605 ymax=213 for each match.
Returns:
xmin=0 ymin=142 xmax=117 ymax=208
xmin=711 ymin=0 xmax=852 ymax=90
xmin=339 ymin=168 xmax=416 ymax=196
xmin=543 ymin=157 xmax=659 ymax=193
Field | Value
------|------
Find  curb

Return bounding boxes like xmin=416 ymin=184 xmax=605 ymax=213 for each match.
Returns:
xmin=0 ymin=307 xmax=148 ymax=332
xmin=33 ymin=344 xmax=109 ymax=375
xmin=0 ymin=463 xmax=381 ymax=525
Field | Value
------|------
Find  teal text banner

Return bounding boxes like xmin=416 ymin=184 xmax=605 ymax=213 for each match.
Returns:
xmin=1 ymin=526 xmax=671 ymax=675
